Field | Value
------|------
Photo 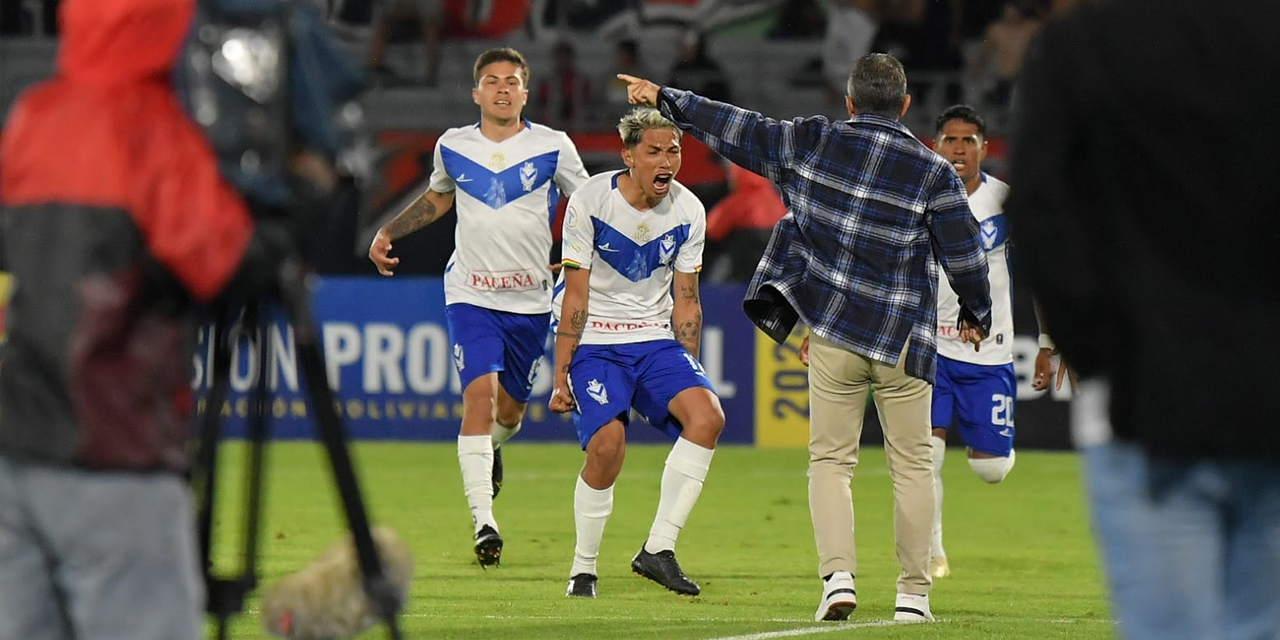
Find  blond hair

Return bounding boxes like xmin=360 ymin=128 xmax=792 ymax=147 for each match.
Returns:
xmin=617 ymin=107 xmax=681 ymax=148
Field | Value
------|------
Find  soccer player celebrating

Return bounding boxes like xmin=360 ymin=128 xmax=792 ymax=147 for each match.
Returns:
xmin=369 ymin=48 xmax=589 ymax=567
xmin=928 ymin=105 xmax=1016 ymax=579
xmin=549 ymin=108 xmax=723 ymax=599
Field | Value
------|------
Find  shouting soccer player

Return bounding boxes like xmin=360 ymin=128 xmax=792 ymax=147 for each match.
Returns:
xmin=928 ymin=105 xmax=1016 ymax=579
xmin=369 ymin=48 xmax=589 ymax=567
xmin=549 ymin=108 xmax=723 ymax=599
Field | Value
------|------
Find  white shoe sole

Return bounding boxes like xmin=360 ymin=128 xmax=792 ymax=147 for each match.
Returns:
xmin=816 ymin=600 xmax=857 ymax=622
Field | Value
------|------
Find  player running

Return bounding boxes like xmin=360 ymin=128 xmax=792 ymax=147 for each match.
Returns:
xmin=369 ymin=48 xmax=589 ymax=567
xmin=928 ymin=105 xmax=1016 ymax=579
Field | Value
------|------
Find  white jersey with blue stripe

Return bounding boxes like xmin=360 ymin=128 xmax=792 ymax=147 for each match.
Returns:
xmin=554 ymin=171 xmax=706 ymax=345
xmin=936 ymin=173 xmax=1013 ymax=365
xmin=430 ymin=120 xmax=588 ymax=314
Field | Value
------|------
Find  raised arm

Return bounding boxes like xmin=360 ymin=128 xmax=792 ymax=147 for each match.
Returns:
xmin=672 ymin=270 xmax=703 ymax=360
xmin=549 ymin=266 xmax=590 ymax=413
xmin=618 ymin=74 xmax=819 ymax=184
xmin=368 ymin=189 xmax=455 ymax=276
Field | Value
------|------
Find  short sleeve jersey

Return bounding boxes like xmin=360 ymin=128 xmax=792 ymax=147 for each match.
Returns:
xmin=429 ymin=120 xmax=589 ymax=314
xmin=554 ymin=171 xmax=706 ymax=345
xmin=936 ymin=173 xmax=1013 ymax=364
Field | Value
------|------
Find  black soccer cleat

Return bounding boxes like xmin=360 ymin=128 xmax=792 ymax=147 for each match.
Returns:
xmin=566 ymin=573 xmax=598 ymax=598
xmin=492 ymin=446 xmax=504 ymax=499
xmin=474 ymin=525 xmax=503 ymax=568
xmin=631 ymin=547 xmax=700 ymax=595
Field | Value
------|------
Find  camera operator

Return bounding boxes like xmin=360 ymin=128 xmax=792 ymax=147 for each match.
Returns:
xmin=0 ymin=0 xmax=315 ymax=637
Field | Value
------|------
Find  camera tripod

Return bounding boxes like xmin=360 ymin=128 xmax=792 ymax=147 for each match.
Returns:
xmin=191 ymin=260 xmax=404 ymax=640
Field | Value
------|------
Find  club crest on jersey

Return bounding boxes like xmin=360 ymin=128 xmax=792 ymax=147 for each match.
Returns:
xmin=981 ymin=219 xmax=999 ymax=251
xmin=519 ymin=161 xmax=538 ymax=192
xmin=635 ymin=223 xmax=651 ymax=243
xmin=658 ymin=234 xmax=676 ymax=265
xmin=485 ymin=178 xmax=508 ymax=209
xmin=585 ymin=379 xmax=609 ymax=405
xmin=489 ymin=152 xmax=506 ymax=170
xmin=453 ymin=344 xmax=465 ymax=371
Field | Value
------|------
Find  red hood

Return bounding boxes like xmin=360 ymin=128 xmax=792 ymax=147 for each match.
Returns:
xmin=57 ymin=0 xmax=194 ymax=85
xmin=728 ymin=163 xmax=776 ymax=194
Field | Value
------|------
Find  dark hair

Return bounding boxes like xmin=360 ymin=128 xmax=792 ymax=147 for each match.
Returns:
xmin=935 ymin=104 xmax=987 ymax=139
xmin=473 ymin=47 xmax=529 ymax=87
xmin=617 ymin=39 xmax=639 ymax=59
xmin=846 ymin=53 xmax=907 ymax=119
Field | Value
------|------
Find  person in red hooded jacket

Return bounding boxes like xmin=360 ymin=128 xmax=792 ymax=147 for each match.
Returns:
xmin=0 ymin=0 xmax=266 ymax=637
xmin=704 ymin=162 xmax=788 ymax=281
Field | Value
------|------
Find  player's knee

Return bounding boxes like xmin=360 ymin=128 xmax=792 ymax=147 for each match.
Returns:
xmin=684 ymin=405 xmax=725 ymax=440
xmin=586 ymin=425 xmax=626 ymax=466
xmin=495 ymin=404 xmax=526 ymax=428
xmin=968 ymin=453 xmax=1015 ymax=484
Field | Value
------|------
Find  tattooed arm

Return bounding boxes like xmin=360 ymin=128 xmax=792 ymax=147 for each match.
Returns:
xmin=368 ymin=190 xmax=456 ymax=276
xmin=671 ymin=270 xmax=703 ymax=360
xmin=549 ymin=266 xmax=591 ymax=413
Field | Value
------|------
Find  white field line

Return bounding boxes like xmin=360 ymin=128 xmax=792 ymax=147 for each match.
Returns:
xmin=705 ymin=619 xmax=907 ymax=639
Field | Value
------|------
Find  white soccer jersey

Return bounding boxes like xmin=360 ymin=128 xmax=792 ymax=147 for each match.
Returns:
xmin=430 ymin=120 xmax=589 ymax=314
xmin=936 ymin=173 xmax=1014 ymax=365
xmin=554 ymin=171 xmax=706 ymax=345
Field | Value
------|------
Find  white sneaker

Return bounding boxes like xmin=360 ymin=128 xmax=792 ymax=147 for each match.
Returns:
xmin=813 ymin=571 xmax=857 ymax=622
xmin=894 ymin=592 xmax=934 ymax=623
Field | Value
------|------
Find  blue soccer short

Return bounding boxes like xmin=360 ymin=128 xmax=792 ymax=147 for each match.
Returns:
xmin=931 ymin=355 xmax=1016 ymax=457
xmin=445 ymin=303 xmax=551 ymax=403
xmin=567 ymin=339 xmax=715 ymax=450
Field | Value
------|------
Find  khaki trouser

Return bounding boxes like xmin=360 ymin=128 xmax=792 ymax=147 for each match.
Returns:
xmin=807 ymin=333 xmax=935 ymax=595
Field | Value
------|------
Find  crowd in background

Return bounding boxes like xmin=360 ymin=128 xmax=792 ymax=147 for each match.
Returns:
xmin=0 ymin=0 xmax=1076 ymax=282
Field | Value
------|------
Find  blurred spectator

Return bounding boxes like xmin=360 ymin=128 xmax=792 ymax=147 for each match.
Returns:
xmin=1048 ymin=0 xmax=1091 ymax=14
xmin=873 ymin=0 xmax=964 ymax=106
xmin=821 ymin=0 xmax=879 ymax=99
xmin=667 ymin=31 xmax=732 ymax=104
xmin=966 ymin=1 xmax=1040 ymax=108
xmin=768 ymin=0 xmax=826 ymax=39
xmin=704 ymin=163 xmax=787 ymax=282
xmin=597 ymin=40 xmax=654 ymax=116
xmin=368 ymin=0 xmax=443 ymax=86
xmin=1 ymin=0 xmax=59 ymax=36
xmin=913 ymin=0 xmax=964 ymax=71
xmin=533 ymin=40 xmax=593 ymax=131
xmin=0 ymin=1 xmax=23 ymax=35
xmin=1009 ymin=1 xmax=1280 ymax=638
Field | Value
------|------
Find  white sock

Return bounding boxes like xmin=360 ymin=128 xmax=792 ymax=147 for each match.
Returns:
xmin=571 ymin=475 xmax=614 ymax=577
xmin=457 ymin=435 xmax=496 ymax=533
xmin=931 ymin=435 xmax=946 ymax=558
xmin=645 ymin=438 xmax=715 ymax=554
xmin=491 ymin=421 xmax=521 ymax=449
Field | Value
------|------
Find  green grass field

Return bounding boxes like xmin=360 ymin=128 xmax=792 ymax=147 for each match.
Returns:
xmin=206 ymin=442 xmax=1114 ymax=640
